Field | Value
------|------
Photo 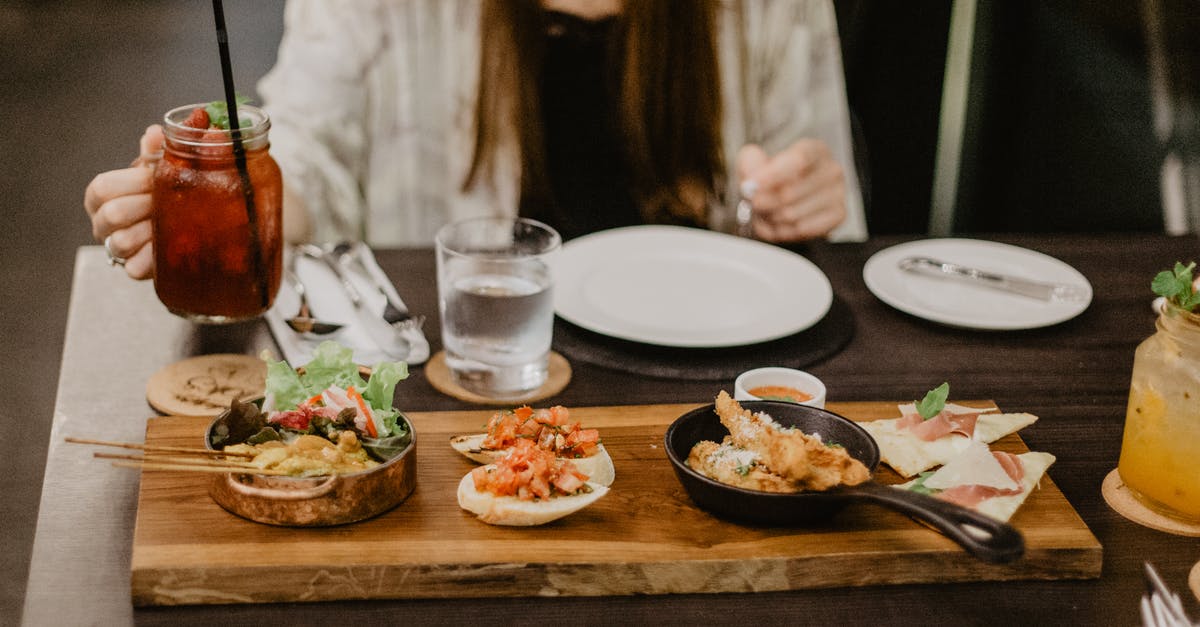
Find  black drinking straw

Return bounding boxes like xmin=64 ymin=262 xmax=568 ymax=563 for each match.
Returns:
xmin=212 ymin=0 xmax=269 ymax=309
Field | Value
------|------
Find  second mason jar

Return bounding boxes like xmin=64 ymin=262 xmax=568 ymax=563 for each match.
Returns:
xmin=1117 ymin=302 xmax=1200 ymax=522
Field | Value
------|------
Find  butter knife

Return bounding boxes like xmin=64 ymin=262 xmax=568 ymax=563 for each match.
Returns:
xmin=330 ymin=241 xmax=430 ymax=364
xmin=898 ymin=256 xmax=1089 ymax=303
xmin=297 ymin=244 xmax=414 ymax=360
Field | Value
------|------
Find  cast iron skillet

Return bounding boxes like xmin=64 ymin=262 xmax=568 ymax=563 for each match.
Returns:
xmin=664 ymin=400 xmax=1024 ymax=564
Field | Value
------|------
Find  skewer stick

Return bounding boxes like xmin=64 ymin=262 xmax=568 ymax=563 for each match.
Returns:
xmin=94 ymin=452 xmax=260 ymax=468
xmin=65 ymin=436 xmax=254 ymax=458
xmin=110 ymin=461 xmax=293 ymax=476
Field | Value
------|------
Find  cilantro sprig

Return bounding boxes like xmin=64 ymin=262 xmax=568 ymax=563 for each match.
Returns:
xmin=915 ymin=382 xmax=950 ymax=420
xmin=205 ymin=95 xmax=253 ymax=131
xmin=1152 ymin=262 xmax=1200 ymax=313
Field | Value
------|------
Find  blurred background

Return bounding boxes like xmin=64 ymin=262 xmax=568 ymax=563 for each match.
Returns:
xmin=0 ymin=1 xmax=1194 ymax=623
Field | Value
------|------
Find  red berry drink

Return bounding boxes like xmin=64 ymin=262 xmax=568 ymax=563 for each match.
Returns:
xmin=151 ymin=103 xmax=282 ymax=323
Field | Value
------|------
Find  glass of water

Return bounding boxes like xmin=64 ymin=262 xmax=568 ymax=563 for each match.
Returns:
xmin=435 ymin=217 xmax=561 ymax=399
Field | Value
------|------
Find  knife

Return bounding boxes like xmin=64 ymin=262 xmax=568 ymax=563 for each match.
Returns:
xmin=898 ymin=256 xmax=1089 ymax=303
xmin=297 ymin=244 xmax=415 ymax=360
xmin=330 ymin=241 xmax=430 ymax=364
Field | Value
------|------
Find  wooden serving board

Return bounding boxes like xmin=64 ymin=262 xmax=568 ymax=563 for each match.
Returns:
xmin=130 ymin=402 xmax=1101 ymax=606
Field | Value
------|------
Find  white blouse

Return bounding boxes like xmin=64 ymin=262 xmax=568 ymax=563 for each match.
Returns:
xmin=258 ymin=0 xmax=867 ymax=246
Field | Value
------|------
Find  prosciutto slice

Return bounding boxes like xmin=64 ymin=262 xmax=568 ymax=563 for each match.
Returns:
xmin=897 ymin=409 xmax=981 ymax=441
xmin=938 ymin=451 xmax=1026 ymax=508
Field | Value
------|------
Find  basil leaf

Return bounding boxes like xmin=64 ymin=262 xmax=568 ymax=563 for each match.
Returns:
xmin=916 ymin=382 xmax=950 ymax=420
xmin=908 ymin=471 xmax=940 ymax=496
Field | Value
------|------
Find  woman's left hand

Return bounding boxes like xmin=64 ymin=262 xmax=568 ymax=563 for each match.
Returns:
xmin=736 ymin=139 xmax=847 ymax=242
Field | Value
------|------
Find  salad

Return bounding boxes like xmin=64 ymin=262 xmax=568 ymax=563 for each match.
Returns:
xmin=210 ymin=342 xmax=412 ymax=465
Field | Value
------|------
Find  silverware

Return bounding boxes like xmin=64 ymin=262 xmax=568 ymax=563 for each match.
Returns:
xmin=283 ymin=249 xmax=345 ymax=337
xmin=1141 ymin=562 xmax=1194 ymax=627
xmin=297 ymin=243 xmax=413 ymax=360
xmin=735 ymin=180 xmax=757 ymax=238
xmin=898 ymin=256 xmax=1090 ymax=303
xmin=329 ymin=241 xmax=426 ymax=332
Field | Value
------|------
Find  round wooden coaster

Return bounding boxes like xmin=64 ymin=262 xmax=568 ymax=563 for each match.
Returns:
xmin=1101 ymin=469 xmax=1200 ymax=537
xmin=1190 ymin=560 xmax=1200 ymax=604
xmin=425 ymin=351 xmax=571 ymax=405
xmin=146 ymin=354 xmax=266 ymax=417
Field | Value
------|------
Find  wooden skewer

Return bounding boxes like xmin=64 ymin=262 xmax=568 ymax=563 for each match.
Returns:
xmin=65 ymin=436 xmax=255 ymax=458
xmin=110 ymin=461 xmax=294 ymax=476
xmin=94 ymin=452 xmax=261 ymax=469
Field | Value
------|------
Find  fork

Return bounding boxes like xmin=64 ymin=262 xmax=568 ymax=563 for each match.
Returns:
xmin=1141 ymin=562 xmax=1195 ymax=627
xmin=329 ymin=242 xmax=426 ymax=331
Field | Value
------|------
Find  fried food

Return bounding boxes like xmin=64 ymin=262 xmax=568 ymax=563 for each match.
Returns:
xmin=686 ymin=438 xmax=795 ymax=493
xmin=711 ymin=391 xmax=869 ymax=491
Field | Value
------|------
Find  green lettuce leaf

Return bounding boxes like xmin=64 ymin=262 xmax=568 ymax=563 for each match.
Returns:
xmin=362 ymin=360 xmax=409 ymax=436
xmin=264 ymin=356 xmax=309 ymax=412
xmin=301 ymin=341 xmax=368 ymax=393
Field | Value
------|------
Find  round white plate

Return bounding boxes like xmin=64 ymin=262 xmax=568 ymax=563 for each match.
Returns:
xmin=552 ymin=225 xmax=833 ymax=347
xmin=862 ymin=238 xmax=1092 ymax=330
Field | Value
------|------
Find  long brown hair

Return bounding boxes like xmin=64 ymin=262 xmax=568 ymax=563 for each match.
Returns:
xmin=465 ymin=0 xmax=724 ymax=225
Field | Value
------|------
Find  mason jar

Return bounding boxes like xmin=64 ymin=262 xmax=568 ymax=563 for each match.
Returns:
xmin=1116 ymin=302 xmax=1200 ymax=522
xmin=151 ymin=103 xmax=283 ymax=323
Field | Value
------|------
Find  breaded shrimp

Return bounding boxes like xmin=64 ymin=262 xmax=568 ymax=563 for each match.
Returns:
xmin=686 ymin=437 xmax=796 ymax=493
xmin=714 ymin=391 xmax=869 ymax=491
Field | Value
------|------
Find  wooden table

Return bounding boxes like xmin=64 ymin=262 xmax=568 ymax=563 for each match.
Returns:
xmin=23 ymin=234 xmax=1200 ymax=625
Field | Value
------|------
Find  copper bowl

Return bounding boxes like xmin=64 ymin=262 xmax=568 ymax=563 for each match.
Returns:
xmin=204 ymin=409 xmax=417 ymax=527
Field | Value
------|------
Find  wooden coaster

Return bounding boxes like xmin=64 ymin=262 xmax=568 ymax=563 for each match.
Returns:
xmin=146 ymin=354 xmax=266 ymax=417
xmin=1190 ymin=560 xmax=1200 ymax=603
xmin=1102 ymin=469 xmax=1200 ymax=537
xmin=425 ymin=351 xmax=570 ymax=405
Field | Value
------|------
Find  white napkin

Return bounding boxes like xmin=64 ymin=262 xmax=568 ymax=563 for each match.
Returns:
xmin=264 ymin=245 xmax=430 ymax=367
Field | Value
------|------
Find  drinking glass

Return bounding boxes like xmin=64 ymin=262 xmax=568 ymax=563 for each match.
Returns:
xmin=151 ymin=103 xmax=283 ymax=323
xmin=1117 ymin=302 xmax=1200 ymax=522
xmin=435 ymin=217 xmax=561 ymax=398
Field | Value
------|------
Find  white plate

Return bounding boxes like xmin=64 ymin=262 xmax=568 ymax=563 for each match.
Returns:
xmin=862 ymin=238 xmax=1092 ymax=330
xmin=552 ymin=225 xmax=833 ymax=347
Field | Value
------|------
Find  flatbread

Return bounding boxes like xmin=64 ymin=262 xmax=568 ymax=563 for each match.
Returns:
xmin=456 ymin=472 xmax=608 ymax=526
xmin=895 ymin=451 xmax=1056 ymax=522
xmin=859 ymin=412 xmax=1038 ymax=478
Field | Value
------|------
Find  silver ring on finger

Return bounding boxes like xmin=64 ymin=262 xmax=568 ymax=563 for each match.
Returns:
xmin=104 ymin=235 xmax=127 ymax=267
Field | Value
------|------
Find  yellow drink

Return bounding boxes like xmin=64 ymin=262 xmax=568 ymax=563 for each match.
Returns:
xmin=1118 ymin=384 xmax=1200 ymax=520
xmin=1117 ymin=305 xmax=1200 ymax=522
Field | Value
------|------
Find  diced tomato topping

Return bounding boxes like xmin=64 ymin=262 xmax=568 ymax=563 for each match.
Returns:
xmin=480 ymin=405 xmax=600 ymax=460
xmin=471 ymin=439 xmax=589 ymax=500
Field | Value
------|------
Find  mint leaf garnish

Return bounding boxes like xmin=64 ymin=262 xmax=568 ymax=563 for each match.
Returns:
xmin=1153 ymin=261 xmax=1200 ymax=313
xmin=205 ymin=95 xmax=253 ymax=130
xmin=915 ymin=382 xmax=949 ymax=420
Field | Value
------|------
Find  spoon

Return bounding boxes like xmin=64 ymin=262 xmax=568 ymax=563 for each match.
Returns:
xmin=284 ymin=249 xmax=344 ymax=337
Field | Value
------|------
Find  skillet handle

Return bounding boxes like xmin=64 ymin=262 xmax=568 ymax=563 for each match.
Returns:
xmin=848 ymin=481 xmax=1025 ymax=564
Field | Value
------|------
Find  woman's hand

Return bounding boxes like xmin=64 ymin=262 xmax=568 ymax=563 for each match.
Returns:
xmin=736 ymin=139 xmax=847 ymax=242
xmin=83 ymin=125 xmax=162 ymax=279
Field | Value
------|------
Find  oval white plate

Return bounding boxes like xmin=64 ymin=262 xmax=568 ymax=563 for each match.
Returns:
xmin=862 ymin=238 xmax=1092 ymax=330
xmin=552 ymin=226 xmax=832 ymax=347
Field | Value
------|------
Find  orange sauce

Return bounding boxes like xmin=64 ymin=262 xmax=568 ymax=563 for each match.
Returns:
xmin=747 ymin=385 xmax=813 ymax=403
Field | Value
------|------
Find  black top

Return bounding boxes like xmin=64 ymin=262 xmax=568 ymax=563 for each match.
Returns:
xmin=532 ymin=10 xmax=641 ymax=241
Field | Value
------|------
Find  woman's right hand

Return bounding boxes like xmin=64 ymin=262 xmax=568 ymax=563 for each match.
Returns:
xmin=83 ymin=125 xmax=163 ymax=280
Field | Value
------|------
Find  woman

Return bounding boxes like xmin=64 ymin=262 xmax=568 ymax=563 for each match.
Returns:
xmin=86 ymin=0 xmax=866 ymax=279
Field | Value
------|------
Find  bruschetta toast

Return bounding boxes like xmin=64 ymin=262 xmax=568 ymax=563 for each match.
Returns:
xmin=450 ymin=405 xmax=616 ymax=487
xmin=457 ymin=438 xmax=609 ymax=526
